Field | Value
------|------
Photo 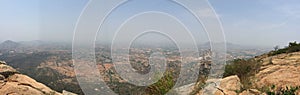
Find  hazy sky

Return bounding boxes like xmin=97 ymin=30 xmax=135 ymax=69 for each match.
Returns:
xmin=0 ymin=0 xmax=299 ymax=47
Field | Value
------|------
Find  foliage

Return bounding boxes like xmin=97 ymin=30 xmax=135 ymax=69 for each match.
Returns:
xmin=274 ymin=46 xmax=279 ymax=51
xmin=269 ymin=41 xmax=300 ymax=56
xmin=146 ymin=71 xmax=176 ymax=95
xmin=265 ymin=85 xmax=300 ymax=95
xmin=223 ymin=59 xmax=261 ymax=89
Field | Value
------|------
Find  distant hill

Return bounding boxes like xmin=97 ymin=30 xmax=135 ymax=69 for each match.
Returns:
xmin=18 ymin=40 xmax=45 ymax=46
xmin=199 ymin=42 xmax=270 ymax=50
xmin=0 ymin=40 xmax=20 ymax=50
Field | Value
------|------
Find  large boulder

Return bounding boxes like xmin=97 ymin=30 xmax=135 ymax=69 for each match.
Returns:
xmin=219 ymin=75 xmax=242 ymax=91
xmin=193 ymin=75 xmax=243 ymax=95
xmin=214 ymin=75 xmax=242 ymax=95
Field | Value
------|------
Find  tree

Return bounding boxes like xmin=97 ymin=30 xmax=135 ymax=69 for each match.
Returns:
xmin=273 ymin=45 xmax=279 ymax=51
xmin=289 ymin=41 xmax=298 ymax=47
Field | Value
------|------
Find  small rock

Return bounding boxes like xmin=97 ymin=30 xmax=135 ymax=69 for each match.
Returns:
xmin=249 ymin=89 xmax=261 ymax=94
xmin=63 ymin=90 xmax=78 ymax=95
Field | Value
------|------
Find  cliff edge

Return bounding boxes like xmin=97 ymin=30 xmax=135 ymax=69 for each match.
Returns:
xmin=0 ymin=61 xmax=68 ymax=95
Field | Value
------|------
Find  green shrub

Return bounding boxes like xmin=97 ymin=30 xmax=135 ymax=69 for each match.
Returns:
xmin=146 ymin=71 xmax=176 ymax=95
xmin=223 ymin=59 xmax=261 ymax=89
xmin=265 ymin=85 xmax=300 ymax=95
xmin=269 ymin=41 xmax=300 ymax=56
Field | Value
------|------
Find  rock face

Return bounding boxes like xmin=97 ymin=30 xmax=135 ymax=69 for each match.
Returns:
xmin=254 ymin=52 xmax=300 ymax=90
xmin=214 ymin=75 xmax=242 ymax=95
xmin=192 ymin=75 xmax=244 ymax=95
xmin=219 ymin=75 xmax=242 ymax=91
xmin=0 ymin=61 xmax=63 ymax=95
xmin=211 ymin=75 xmax=262 ymax=95
xmin=191 ymin=51 xmax=300 ymax=95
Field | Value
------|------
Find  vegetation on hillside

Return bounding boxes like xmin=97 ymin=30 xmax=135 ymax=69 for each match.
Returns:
xmin=263 ymin=85 xmax=300 ymax=95
xmin=223 ymin=59 xmax=300 ymax=95
xmin=223 ymin=59 xmax=261 ymax=90
xmin=269 ymin=41 xmax=300 ymax=56
xmin=223 ymin=42 xmax=300 ymax=94
xmin=145 ymin=71 xmax=176 ymax=95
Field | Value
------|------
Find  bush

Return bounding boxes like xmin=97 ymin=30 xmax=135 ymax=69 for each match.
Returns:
xmin=265 ymin=85 xmax=300 ymax=95
xmin=269 ymin=41 xmax=300 ymax=56
xmin=145 ymin=71 xmax=176 ymax=95
xmin=223 ymin=59 xmax=261 ymax=89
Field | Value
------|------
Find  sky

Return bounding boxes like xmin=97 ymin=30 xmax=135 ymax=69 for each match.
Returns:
xmin=0 ymin=0 xmax=300 ymax=48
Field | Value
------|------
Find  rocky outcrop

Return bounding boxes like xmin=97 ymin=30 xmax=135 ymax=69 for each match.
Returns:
xmin=212 ymin=75 xmax=265 ymax=95
xmin=0 ymin=61 xmax=63 ymax=95
xmin=254 ymin=52 xmax=300 ymax=91
xmin=191 ymin=75 xmax=244 ymax=95
xmin=219 ymin=75 xmax=242 ymax=91
xmin=188 ymin=51 xmax=300 ymax=95
xmin=214 ymin=51 xmax=300 ymax=95
xmin=214 ymin=75 xmax=242 ymax=95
